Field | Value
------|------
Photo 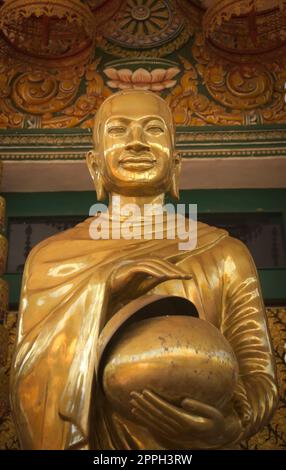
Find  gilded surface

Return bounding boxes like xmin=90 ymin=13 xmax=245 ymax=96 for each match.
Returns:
xmin=93 ymin=0 xmax=192 ymax=58
xmin=1 ymin=305 xmax=285 ymax=449
xmin=1 ymin=0 xmax=286 ymax=128
xmin=8 ymin=91 xmax=278 ymax=449
xmin=203 ymin=0 xmax=286 ymax=55
xmin=97 ymin=0 xmax=186 ymax=52
xmin=0 ymin=196 xmax=6 ymax=231
xmin=0 ymin=312 xmax=19 ymax=450
xmin=241 ymin=307 xmax=286 ymax=450
xmin=0 ymin=0 xmax=95 ymax=63
xmin=167 ymin=34 xmax=286 ymax=126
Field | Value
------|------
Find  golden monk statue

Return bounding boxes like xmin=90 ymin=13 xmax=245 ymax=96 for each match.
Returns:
xmin=10 ymin=90 xmax=278 ymax=450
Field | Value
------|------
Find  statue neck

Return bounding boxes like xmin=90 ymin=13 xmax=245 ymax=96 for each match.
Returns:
xmin=108 ymin=192 xmax=165 ymax=218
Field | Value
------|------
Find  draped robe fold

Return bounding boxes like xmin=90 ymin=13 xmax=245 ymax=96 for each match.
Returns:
xmin=10 ymin=216 xmax=278 ymax=449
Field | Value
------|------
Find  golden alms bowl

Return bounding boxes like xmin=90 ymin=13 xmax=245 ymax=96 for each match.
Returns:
xmin=97 ymin=296 xmax=238 ymax=418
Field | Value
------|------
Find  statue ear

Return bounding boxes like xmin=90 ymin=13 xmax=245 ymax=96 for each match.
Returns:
xmin=169 ymin=151 xmax=181 ymax=200
xmin=86 ymin=150 xmax=107 ymax=201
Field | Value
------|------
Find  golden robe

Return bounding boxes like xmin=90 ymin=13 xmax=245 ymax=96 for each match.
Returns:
xmin=10 ymin=216 xmax=278 ymax=449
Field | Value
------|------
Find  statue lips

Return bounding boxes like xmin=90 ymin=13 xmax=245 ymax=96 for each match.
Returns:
xmin=119 ymin=152 xmax=156 ymax=171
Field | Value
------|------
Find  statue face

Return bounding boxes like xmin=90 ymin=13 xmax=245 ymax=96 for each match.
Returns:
xmin=94 ymin=92 xmax=174 ymax=196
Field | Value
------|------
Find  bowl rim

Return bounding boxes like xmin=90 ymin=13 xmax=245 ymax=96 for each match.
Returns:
xmin=96 ymin=294 xmax=199 ymax=379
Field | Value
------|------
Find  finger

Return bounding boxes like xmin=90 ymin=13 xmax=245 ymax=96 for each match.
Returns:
xmin=150 ymin=262 xmax=191 ymax=279
xmin=129 ymin=265 xmax=167 ymax=280
xmin=116 ymin=258 xmax=191 ymax=279
xmin=131 ymin=264 xmax=191 ymax=280
xmin=131 ymin=402 xmax=176 ymax=433
xmin=131 ymin=407 xmax=175 ymax=437
xmin=141 ymin=391 xmax=224 ymax=434
xmin=182 ymin=398 xmax=224 ymax=422
xmin=130 ymin=394 xmax=182 ymax=431
xmin=182 ymin=399 xmax=225 ymax=434
xmin=147 ymin=258 xmax=189 ymax=273
xmin=136 ymin=259 xmax=191 ymax=277
xmin=140 ymin=390 xmax=187 ymax=422
xmin=133 ymin=393 xmax=212 ymax=435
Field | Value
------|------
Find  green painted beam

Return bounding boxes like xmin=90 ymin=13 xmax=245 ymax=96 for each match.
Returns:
xmin=5 ymin=192 xmax=98 ymax=217
xmin=259 ymin=270 xmax=286 ymax=303
xmin=179 ymin=189 xmax=286 ymax=213
xmin=4 ymin=274 xmax=22 ymax=309
xmin=5 ymin=189 xmax=286 ymax=217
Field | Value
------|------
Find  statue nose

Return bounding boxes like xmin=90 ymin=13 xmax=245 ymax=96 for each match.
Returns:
xmin=125 ymin=124 xmax=150 ymax=152
xmin=126 ymin=140 xmax=150 ymax=152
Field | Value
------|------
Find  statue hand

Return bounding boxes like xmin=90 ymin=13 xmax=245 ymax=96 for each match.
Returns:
xmin=130 ymin=390 xmax=242 ymax=448
xmin=110 ymin=257 xmax=191 ymax=294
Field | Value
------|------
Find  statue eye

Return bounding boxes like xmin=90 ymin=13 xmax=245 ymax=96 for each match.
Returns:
xmin=146 ymin=125 xmax=164 ymax=135
xmin=107 ymin=126 xmax=127 ymax=136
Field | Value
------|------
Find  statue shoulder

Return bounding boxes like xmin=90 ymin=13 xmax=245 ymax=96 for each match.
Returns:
xmin=196 ymin=220 xmax=228 ymax=250
xmin=211 ymin=231 xmax=258 ymax=277
xmin=196 ymin=222 xmax=255 ymax=267
xmin=218 ymin=233 xmax=254 ymax=260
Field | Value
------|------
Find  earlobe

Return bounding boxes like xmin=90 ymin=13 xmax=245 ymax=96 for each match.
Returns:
xmin=86 ymin=150 xmax=97 ymax=180
xmin=86 ymin=150 xmax=107 ymax=201
xmin=169 ymin=151 xmax=181 ymax=200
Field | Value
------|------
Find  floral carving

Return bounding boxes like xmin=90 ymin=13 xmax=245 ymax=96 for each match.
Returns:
xmin=11 ymin=72 xmax=80 ymax=115
xmin=104 ymin=66 xmax=180 ymax=91
xmin=0 ymin=0 xmax=95 ymax=67
xmin=202 ymin=63 xmax=273 ymax=111
xmin=100 ymin=0 xmax=185 ymax=49
xmin=166 ymin=54 xmax=244 ymax=126
xmin=0 ymin=3 xmax=286 ymax=128
xmin=203 ymin=0 xmax=286 ymax=56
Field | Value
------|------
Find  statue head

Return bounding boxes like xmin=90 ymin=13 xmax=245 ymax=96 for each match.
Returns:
xmin=87 ymin=89 xmax=181 ymax=201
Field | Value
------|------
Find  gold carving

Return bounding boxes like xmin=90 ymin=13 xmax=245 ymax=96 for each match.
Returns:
xmin=0 ymin=368 xmax=9 ymax=418
xmin=176 ymin=129 xmax=286 ymax=142
xmin=0 ymin=324 xmax=8 ymax=367
xmin=0 ymin=0 xmax=95 ymax=65
xmin=102 ymin=0 xmax=183 ymax=48
xmin=0 ymin=237 xmax=8 ymax=277
xmin=12 ymin=71 xmax=80 ymax=115
xmin=203 ymin=0 xmax=286 ymax=56
xmin=0 ymin=2 xmax=286 ymax=128
xmin=175 ymin=0 xmax=203 ymax=29
xmin=205 ymin=64 xmax=273 ymax=110
xmin=0 ymin=312 xmax=19 ymax=450
xmin=187 ymin=32 xmax=286 ymax=125
xmin=3 ymin=130 xmax=286 ymax=161
xmin=100 ymin=57 xmax=182 ymax=101
xmin=94 ymin=0 xmax=192 ymax=58
xmin=95 ymin=24 xmax=191 ymax=59
xmin=0 ymin=52 xmax=110 ymax=128
xmin=166 ymin=53 xmax=244 ymax=126
xmin=42 ymin=59 xmax=111 ymax=128
xmin=2 ymin=127 xmax=286 ymax=146
xmin=0 ymin=196 xmax=6 ymax=232
xmin=87 ymin=0 xmax=123 ymax=24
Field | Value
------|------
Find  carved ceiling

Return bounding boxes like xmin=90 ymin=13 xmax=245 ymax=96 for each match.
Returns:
xmin=0 ymin=0 xmax=286 ymax=129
